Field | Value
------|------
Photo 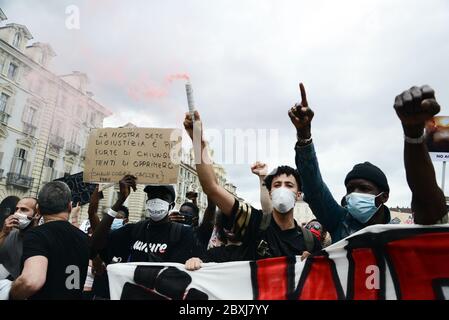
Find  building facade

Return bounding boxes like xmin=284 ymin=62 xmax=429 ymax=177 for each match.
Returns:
xmin=0 ymin=11 xmax=111 ymax=201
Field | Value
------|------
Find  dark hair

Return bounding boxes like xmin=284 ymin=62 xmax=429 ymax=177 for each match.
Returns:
xmin=180 ymin=202 xmax=199 ymax=217
xmin=0 ymin=196 xmax=20 ymax=227
xmin=263 ymin=166 xmax=302 ymax=192
xmin=37 ymin=181 xmax=72 ymax=215
xmin=117 ymin=205 xmax=129 ymax=218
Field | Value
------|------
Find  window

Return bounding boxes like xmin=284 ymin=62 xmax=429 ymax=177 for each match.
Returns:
xmin=23 ymin=107 xmax=37 ymax=124
xmin=90 ymin=112 xmax=96 ymax=126
xmin=35 ymin=79 xmax=45 ymax=95
xmin=0 ymin=93 xmax=9 ymax=112
xmin=12 ymin=33 xmax=21 ymax=48
xmin=47 ymin=158 xmax=55 ymax=168
xmin=7 ymin=63 xmax=18 ymax=80
xmin=70 ymin=128 xmax=78 ymax=144
xmin=52 ymin=120 xmax=62 ymax=137
xmin=16 ymin=148 xmax=27 ymax=175
xmin=44 ymin=158 xmax=57 ymax=182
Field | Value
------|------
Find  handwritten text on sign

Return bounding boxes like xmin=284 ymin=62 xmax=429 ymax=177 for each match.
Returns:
xmin=84 ymin=128 xmax=182 ymax=184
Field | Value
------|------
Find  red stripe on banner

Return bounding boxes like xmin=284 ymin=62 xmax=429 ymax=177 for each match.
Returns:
xmin=351 ymin=248 xmax=379 ymax=300
xmin=386 ymin=232 xmax=449 ymax=300
xmin=299 ymin=256 xmax=339 ymax=300
xmin=256 ymin=257 xmax=288 ymax=300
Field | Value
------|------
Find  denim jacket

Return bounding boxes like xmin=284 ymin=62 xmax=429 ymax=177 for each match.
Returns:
xmin=295 ymin=142 xmax=391 ymax=243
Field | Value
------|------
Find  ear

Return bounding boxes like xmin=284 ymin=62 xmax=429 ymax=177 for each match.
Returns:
xmin=379 ymin=192 xmax=389 ymax=204
xmin=36 ymin=204 xmax=41 ymax=216
xmin=295 ymin=191 xmax=301 ymax=201
xmin=68 ymin=202 xmax=73 ymax=213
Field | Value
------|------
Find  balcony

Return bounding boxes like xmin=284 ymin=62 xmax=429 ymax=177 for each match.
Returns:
xmin=66 ymin=141 xmax=81 ymax=155
xmin=6 ymin=172 xmax=33 ymax=189
xmin=23 ymin=122 xmax=37 ymax=136
xmin=0 ymin=111 xmax=10 ymax=125
xmin=49 ymin=135 xmax=65 ymax=150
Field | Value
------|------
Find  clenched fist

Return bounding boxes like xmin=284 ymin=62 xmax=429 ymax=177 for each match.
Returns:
xmin=394 ymin=85 xmax=440 ymax=138
xmin=251 ymin=162 xmax=269 ymax=178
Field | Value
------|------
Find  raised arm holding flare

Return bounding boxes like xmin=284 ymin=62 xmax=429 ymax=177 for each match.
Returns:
xmin=184 ymin=111 xmax=320 ymax=262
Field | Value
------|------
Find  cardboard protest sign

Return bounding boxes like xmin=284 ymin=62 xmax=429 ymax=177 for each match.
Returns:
xmin=55 ymin=172 xmax=97 ymax=206
xmin=83 ymin=128 xmax=182 ymax=184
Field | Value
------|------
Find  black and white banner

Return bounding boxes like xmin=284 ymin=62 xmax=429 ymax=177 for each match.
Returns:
xmin=108 ymin=224 xmax=449 ymax=300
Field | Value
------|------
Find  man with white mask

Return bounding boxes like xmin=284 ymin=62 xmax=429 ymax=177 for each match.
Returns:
xmin=0 ymin=197 xmax=38 ymax=280
xmin=91 ymin=175 xmax=204 ymax=264
xmin=183 ymin=112 xmax=321 ymax=271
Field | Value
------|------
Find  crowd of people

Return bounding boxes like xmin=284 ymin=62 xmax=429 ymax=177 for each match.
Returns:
xmin=0 ymin=83 xmax=447 ymax=300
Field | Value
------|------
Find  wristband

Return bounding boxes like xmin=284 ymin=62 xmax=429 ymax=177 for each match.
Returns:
xmin=404 ymin=133 xmax=426 ymax=144
xmin=297 ymin=135 xmax=313 ymax=146
xmin=107 ymin=208 xmax=118 ymax=218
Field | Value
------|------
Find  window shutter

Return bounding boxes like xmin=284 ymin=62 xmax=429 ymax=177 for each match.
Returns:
xmin=24 ymin=161 xmax=31 ymax=176
xmin=10 ymin=148 xmax=19 ymax=173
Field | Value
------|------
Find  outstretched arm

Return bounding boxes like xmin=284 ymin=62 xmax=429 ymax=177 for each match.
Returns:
xmin=251 ymin=162 xmax=272 ymax=214
xmin=183 ymin=112 xmax=235 ymax=216
xmin=290 ymin=83 xmax=346 ymax=232
xmin=394 ymin=85 xmax=447 ymax=224
xmin=91 ymin=175 xmax=136 ymax=251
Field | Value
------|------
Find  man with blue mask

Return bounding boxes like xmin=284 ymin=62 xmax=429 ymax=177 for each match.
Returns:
xmin=290 ymin=83 xmax=391 ymax=243
xmin=110 ymin=206 xmax=129 ymax=231
xmin=91 ymin=175 xmax=204 ymax=264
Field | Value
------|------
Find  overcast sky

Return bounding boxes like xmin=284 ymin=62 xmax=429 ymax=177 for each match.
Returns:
xmin=2 ymin=0 xmax=449 ymax=208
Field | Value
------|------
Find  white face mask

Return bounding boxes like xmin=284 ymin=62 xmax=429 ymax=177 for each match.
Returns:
xmin=271 ymin=187 xmax=297 ymax=214
xmin=145 ymin=198 xmax=171 ymax=221
xmin=14 ymin=212 xmax=32 ymax=230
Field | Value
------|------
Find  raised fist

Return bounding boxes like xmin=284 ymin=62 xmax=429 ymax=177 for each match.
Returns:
xmin=394 ymin=85 xmax=440 ymax=137
xmin=251 ymin=162 xmax=269 ymax=178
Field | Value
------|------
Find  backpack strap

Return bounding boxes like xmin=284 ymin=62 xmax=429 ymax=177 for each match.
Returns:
xmin=300 ymin=226 xmax=315 ymax=253
xmin=259 ymin=213 xmax=272 ymax=232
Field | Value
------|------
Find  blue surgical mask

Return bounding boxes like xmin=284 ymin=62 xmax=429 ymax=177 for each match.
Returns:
xmin=345 ymin=192 xmax=382 ymax=224
xmin=111 ymin=218 xmax=124 ymax=231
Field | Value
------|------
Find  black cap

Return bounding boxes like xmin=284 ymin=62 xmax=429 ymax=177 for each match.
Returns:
xmin=143 ymin=185 xmax=176 ymax=202
xmin=344 ymin=162 xmax=389 ymax=192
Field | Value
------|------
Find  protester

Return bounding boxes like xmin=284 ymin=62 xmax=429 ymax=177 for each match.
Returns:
xmin=169 ymin=194 xmax=217 ymax=250
xmin=393 ymin=85 xmax=448 ymax=224
xmin=183 ymin=111 xmax=321 ymax=271
xmin=9 ymin=182 xmax=89 ymax=299
xmin=0 ymin=196 xmax=20 ymax=228
xmin=111 ymin=205 xmax=129 ymax=231
xmin=91 ymin=175 xmax=205 ymax=264
xmin=0 ymin=197 xmax=38 ymax=280
xmin=290 ymin=83 xmax=392 ymax=243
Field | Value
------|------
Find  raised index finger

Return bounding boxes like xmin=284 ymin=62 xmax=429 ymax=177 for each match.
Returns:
xmin=299 ymin=83 xmax=308 ymax=107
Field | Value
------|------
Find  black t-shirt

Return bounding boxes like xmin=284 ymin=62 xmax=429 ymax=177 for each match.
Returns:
xmin=21 ymin=221 xmax=89 ymax=300
xmin=103 ymin=220 xmax=204 ymax=264
xmin=220 ymin=200 xmax=322 ymax=261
